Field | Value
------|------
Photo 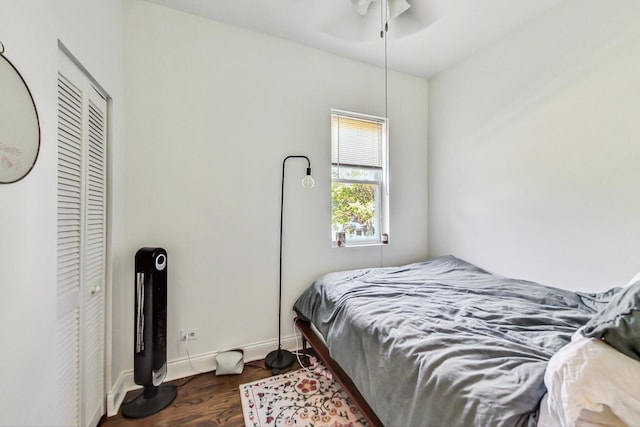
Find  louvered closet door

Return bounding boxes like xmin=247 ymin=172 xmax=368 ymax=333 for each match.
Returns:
xmin=82 ymin=82 xmax=107 ymax=427
xmin=57 ymin=67 xmax=83 ymax=427
xmin=56 ymin=50 xmax=107 ymax=427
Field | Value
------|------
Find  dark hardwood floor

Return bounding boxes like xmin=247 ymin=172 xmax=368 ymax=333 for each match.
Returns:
xmin=99 ymin=360 xmax=297 ymax=427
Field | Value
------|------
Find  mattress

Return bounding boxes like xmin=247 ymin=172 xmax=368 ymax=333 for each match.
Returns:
xmin=294 ymin=255 xmax=615 ymax=427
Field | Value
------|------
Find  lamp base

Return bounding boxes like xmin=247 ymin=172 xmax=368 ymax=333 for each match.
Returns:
xmin=265 ymin=348 xmax=295 ymax=374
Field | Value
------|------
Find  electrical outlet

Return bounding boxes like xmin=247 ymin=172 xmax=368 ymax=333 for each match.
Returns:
xmin=180 ymin=329 xmax=199 ymax=341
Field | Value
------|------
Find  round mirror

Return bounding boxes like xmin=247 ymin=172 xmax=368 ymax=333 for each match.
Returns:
xmin=0 ymin=45 xmax=40 ymax=183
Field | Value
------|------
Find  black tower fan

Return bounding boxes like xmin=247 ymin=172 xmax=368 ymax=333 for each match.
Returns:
xmin=122 ymin=247 xmax=177 ymax=418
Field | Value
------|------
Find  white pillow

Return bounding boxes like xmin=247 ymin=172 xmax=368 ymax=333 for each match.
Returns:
xmin=541 ymin=332 xmax=640 ymax=427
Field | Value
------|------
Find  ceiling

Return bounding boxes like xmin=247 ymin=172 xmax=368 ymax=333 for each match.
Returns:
xmin=146 ymin=0 xmax=563 ymax=79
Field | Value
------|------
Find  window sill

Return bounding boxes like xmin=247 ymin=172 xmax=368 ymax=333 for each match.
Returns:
xmin=332 ymin=241 xmax=388 ymax=249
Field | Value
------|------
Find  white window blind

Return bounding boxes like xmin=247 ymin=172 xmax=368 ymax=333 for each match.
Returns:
xmin=331 ymin=114 xmax=383 ymax=168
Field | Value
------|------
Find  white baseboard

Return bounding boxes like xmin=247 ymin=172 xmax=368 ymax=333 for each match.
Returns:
xmin=105 ymin=334 xmax=300 ymax=417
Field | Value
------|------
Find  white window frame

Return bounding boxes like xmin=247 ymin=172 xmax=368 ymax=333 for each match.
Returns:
xmin=331 ymin=109 xmax=389 ymax=247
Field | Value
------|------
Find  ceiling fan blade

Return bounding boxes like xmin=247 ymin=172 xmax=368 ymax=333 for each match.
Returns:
xmin=387 ymin=0 xmax=410 ymax=21
xmin=351 ymin=0 xmax=377 ymax=16
xmin=386 ymin=0 xmax=442 ymax=37
xmin=322 ymin=0 xmax=442 ymax=41
xmin=322 ymin=1 xmax=382 ymax=41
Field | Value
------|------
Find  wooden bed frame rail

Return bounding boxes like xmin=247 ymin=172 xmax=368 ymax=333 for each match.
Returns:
xmin=294 ymin=317 xmax=384 ymax=427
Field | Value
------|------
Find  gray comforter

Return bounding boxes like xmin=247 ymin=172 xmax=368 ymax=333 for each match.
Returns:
xmin=293 ymin=255 xmax=616 ymax=427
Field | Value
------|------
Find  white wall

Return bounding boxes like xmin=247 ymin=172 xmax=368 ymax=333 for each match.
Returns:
xmin=120 ymin=0 xmax=428 ymax=377
xmin=0 ymin=1 xmax=124 ymax=426
xmin=429 ymin=0 xmax=640 ymax=292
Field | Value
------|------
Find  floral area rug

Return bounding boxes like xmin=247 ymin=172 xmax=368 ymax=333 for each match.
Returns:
xmin=239 ymin=360 xmax=368 ymax=427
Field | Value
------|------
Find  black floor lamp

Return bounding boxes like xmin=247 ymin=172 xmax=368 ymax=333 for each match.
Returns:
xmin=265 ymin=155 xmax=315 ymax=373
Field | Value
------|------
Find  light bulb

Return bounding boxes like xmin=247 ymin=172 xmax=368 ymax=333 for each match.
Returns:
xmin=302 ymin=168 xmax=315 ymax=189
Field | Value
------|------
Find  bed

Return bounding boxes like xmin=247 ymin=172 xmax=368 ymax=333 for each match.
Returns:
xmin=293 ymin=255 xmax=640 ymax=427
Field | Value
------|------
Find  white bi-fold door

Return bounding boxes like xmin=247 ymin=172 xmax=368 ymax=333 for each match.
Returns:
xmin=56 ymin=49 xmax=107 ymax=427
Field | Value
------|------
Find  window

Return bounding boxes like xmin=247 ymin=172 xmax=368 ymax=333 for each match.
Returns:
xmin=331 ymin=110 xmax=388 ymax=246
